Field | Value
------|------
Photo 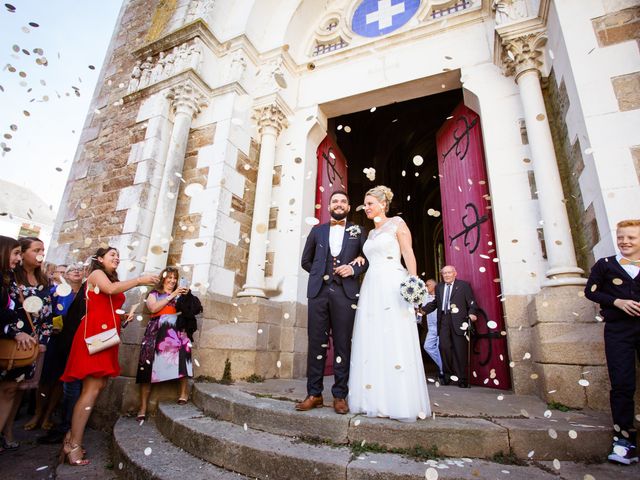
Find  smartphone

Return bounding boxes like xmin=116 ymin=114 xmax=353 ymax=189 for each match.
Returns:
xmin=179 ymin=278 xmax=189 ymax=289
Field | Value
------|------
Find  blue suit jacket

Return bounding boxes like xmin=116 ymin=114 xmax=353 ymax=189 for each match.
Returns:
xmin=301 ymin=221 xmax=368 ymax=300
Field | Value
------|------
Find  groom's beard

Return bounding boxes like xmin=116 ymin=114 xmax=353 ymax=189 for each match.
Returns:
xmin=330 ymin=210 xmax=348 ymax=221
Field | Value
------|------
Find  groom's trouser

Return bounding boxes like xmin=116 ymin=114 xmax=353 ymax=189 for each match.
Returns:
xmin=438 ymin=312 xmax=468 ymax=382
xmin=306 ymin=282 xmax=356 ymax=399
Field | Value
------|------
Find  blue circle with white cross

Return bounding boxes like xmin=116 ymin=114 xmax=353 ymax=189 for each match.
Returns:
xmin=351 ymin=0 xmax=421 ymax=38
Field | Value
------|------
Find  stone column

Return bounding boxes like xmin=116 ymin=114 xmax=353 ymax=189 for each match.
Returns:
xmin=504 ymin=33 xmax=584 ymax=286
xmin=145 ymin=81 xmax=207 ymax=271
xmin=238 ymin=104 xmax=288 ymax=297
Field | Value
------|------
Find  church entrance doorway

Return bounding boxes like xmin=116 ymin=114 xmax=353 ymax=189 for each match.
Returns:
xmin=314 ymin=88 xmax=511 ymax=390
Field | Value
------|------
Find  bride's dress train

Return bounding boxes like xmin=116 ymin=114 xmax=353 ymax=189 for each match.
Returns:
xmin=348 ymin=217 xmax=431 ymax=422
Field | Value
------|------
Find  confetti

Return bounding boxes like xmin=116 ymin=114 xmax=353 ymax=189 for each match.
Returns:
xmin=412 ymin=155 xmax=424 ymax=166
xmin=56 ymin=283 xmax=72 ymax=297
xmin=548 ymin=428 xmax=558 ymax=439
xmin=552 ymin=459 xmax=560 ymax=470
xmin=23 ymin=296 xmax=43 ymax=313
xmin=184 ymin=183 xmax=204 ymax=197
xmin=276 ymin=360 xmax=281 ymax=368
xmin=486 ymin=320 xmax=497 ymax=329
xmin=568 ymin=430 xmax=577 ymax=439
xmin=243 ymin=422 xmax=248 ymax=431
xmin=612 ymin=278 xmax=623 ymax=286
xmin=425 ymin=467 xmax=438 ymax=480
xmin=370 ymin=107 xmax=376 ymax=112
xmin=144 ymin=447 xmax=152 ymax=456
xmin=344 ymin=126 xmax=351 ymax=133
xmin=305 ymin=217 xmax=320 ymax=226
xmin=578 ymin=379 xmax=589 ymax=387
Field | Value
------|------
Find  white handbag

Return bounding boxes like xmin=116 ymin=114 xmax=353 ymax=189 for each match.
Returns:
xmin=84 ymin=295 xmax=121 ymax=355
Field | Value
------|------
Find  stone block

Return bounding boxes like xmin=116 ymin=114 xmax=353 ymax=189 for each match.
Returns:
xmin=118 ymin=342 xmax=141 ymax=377
xmin=585 ymin=365 xmax=611 ymax=412
xmin=280 ymin=326 xmax=295 ymax=352
xmin=592 ymin=6 xmax=640 ymax=47
xmin=535 ymin=363 xmax=587 ymax=409
xmin=612 ymin=71 xmax=640 ymax=111
xmin=531 ymin=322 xmax=605 ymax=365
xmin=530 ymin=286 xmax=596 ymax=325
xmin=510 ymin=361 xmax=537 ymax=396
xmin=348 ymin=416 xmax=509 ymax=459
xmin=502 ymin=294 xmax=531 ymax=328
xmin=505 ymin=325 xmax=533 ymax=361
xmin=495 ymin=417 xmax=610 ymax=461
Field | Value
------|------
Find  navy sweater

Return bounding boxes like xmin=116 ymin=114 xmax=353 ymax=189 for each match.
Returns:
xmin=584 ymin=255 xmax=640 ymax=322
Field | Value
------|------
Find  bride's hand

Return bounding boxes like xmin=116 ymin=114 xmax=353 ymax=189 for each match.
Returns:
xmin=349 ymin=256 xmax=365 ymax=267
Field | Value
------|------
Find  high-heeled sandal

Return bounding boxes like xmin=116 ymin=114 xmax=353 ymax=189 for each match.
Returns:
xmin=59 ymin=444 xmax=89 ymax=466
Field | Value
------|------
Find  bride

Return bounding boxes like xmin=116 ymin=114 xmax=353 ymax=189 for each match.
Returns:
xmin=348 ymin=185 xmax=431 ymax=422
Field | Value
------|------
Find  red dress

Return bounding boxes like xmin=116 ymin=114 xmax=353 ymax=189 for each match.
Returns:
xmin=61 ymin=290 xmax=125 ymax=381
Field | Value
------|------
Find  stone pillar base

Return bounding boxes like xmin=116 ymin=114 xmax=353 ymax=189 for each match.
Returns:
xmin=528 ymin=286 xmax=609 ymax=410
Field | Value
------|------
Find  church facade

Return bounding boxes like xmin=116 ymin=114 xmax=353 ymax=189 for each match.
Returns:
xmin=49 ymin=0 xmax=640 ymax=411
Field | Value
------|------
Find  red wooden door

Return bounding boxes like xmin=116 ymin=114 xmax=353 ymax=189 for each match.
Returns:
xmin=315 ymin=136 xmax=349 ymax=376
xmin=436 ymin=103 xmax=511 ymax=390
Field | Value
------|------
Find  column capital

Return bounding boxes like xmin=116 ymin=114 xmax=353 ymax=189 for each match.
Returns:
xmin=253 ymin=103 xmax=288 ymax=137
xmin=167 ymin=81 xmax=208 ymax=117
xmin=501 ymin=32 xmax=547 ymax=81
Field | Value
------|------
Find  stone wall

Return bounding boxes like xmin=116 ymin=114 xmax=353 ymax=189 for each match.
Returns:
xmin=543 ymin=70 xmax=598 ymax=271
xmin=50 ymin=0 xmax=164 ymax=265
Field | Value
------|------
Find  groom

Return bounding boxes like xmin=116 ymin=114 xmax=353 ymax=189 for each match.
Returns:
xmin=297 ymin=191 xmax=367 ymax=414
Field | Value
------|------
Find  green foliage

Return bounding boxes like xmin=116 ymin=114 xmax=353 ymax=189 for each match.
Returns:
xmin=220 ymin=358 xmax=233 ymax=385
xmin=491 ymin=450 xmax=527 ymax=466
xmin=244 ymin=374 xmax=265 ymax=383
xmin=547 ymin=401 xmax=575 ymax=412
xmin=350 ymin=441 xmax=440 ymax=461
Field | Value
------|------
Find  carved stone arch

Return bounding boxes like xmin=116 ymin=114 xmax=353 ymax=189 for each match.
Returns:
xmin=307 ymin=9 xmax=354 ymax=58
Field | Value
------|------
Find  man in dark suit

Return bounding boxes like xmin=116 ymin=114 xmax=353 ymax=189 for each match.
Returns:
xmin=585 ymin=219 xmax=640 ymax=465
xmin=296 ymin=191 xmax=367 ymax=414
xmin=423 ymin=265 xmax=478 ymax=388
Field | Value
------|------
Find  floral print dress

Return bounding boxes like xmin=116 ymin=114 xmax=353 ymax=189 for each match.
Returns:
xmin=135 ymin=291 xmax=192 ymax=384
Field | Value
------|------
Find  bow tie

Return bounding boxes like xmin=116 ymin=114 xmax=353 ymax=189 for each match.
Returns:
xmin=620 ymin=258 xmax=640 ymax=266
xmin=330 ymin=219 xmax=346 ymax=227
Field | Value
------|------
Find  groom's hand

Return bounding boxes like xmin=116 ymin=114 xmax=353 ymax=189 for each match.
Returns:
xmin=334 ymin=265 xmax=354 ymax=277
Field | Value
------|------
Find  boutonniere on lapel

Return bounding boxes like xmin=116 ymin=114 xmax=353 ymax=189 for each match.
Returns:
xmin=346 ymin=225 xmax=361 ymax=238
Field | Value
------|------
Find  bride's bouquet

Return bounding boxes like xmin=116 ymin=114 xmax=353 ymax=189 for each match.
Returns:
xmin=400 ymin=275 xmax=427 ymax=306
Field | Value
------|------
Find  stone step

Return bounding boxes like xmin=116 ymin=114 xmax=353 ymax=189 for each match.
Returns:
xmin=192 ymin=382 xmax=610 ymax=461
xmin=113 ymin=416 xmax=248 ymax=479
xmin=154 ymin=401 xmax=559 ymax=480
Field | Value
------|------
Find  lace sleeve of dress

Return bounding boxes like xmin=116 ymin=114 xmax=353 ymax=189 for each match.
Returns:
xmin=388 ymin=216 xmax=406 ymax=232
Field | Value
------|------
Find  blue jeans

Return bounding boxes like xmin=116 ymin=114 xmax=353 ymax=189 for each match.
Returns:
xmin=60 ymin=380 xmax=82 ymax=433
xmin=423 ymin=311 xmax=443 ymax=375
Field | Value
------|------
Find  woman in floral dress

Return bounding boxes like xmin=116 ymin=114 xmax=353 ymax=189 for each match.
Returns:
xmin=4 ymin=237 xmax=53 ymax=445
xmin=136 ymin=267 xmax=191 ymax=420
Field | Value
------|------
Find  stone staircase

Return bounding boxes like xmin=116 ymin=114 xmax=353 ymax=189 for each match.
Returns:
xmin=112 ymin=380 xmax=615 ymax=479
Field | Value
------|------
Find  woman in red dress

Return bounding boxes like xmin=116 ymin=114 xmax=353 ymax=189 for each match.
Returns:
xmin=60 ymin=247 xmax=157 ymax=466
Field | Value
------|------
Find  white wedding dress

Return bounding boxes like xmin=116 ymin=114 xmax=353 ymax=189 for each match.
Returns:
xmin=348 ymin=217 xmax=431 ymax=422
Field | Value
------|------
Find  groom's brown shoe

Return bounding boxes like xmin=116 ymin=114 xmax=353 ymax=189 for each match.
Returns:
xmin=333 ymin=398 xmax=349 ymax=414
xmin=295 ymin=395 xmax=323 ymax=411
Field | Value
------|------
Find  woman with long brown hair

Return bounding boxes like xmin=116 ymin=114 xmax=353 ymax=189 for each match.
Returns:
xmin=3 ymin=237 xmax=53 ymax=446
xmin=0 ymin=235 xmax=38 ymax=453
xmin=60 ymin=247 xmax=157 ymax=466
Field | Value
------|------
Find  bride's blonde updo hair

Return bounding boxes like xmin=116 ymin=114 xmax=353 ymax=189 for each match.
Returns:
xmin=365 ymin=185 xmax=394 ymax=213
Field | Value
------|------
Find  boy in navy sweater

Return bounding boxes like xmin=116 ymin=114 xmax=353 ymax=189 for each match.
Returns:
xmin=585 ymin=219 xmax=640 ymax=465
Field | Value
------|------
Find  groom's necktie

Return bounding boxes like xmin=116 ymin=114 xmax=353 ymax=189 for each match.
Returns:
xmin=443 ymin=283 xmax=451 ymax=312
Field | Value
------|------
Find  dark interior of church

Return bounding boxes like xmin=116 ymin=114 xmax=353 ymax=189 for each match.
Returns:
xmin=329 ymin=88 xmax=464 ymax=281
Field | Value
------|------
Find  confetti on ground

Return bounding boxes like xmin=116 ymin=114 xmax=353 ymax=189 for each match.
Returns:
xmin=144 ymin=447 xmax=152 ymax=456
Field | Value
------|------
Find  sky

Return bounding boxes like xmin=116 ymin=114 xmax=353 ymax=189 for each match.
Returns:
xmin=1 ymin=1 xmax=123 ymax=213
